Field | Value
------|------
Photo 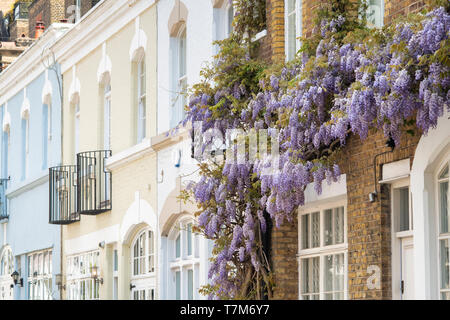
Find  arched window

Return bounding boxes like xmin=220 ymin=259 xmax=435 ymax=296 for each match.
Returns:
xmin=130 ymin=227 xmax=155 ymax=300
xmin=0 ymin=248 xmax=13 ymax=276
xmin=438 ymin=161 xmax=449 ymax=299
xmin=74 ymin=102 xmax=80 ymax=160
xmin=136 ymin=56 xmax=146 ymax=143
xmin=168 ymin=1 xmax=188 ymax=128
xmin=0 ymin=247 xmax=14 ymax=300
xmin=21 ymin=112 xmax=29 ymax=181
xmin=103 ymin=83 xmax=111 ymax=151
xmin=42 ymin=104 xmax=49 ymax=169
xmin=213 ymin=0 xmax=234 ymax=46
xmin=1 ymin=130 xmax=8 ymax=179
xmin=171 ymin=26 xmax=187 ymax=128
xmin=132 ymin=228 xmax=155 ymax=276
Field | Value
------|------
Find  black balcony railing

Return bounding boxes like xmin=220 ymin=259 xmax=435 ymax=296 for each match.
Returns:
xmin=0 ymin=178 xmax=9 ymax=221
xmin=77 ymin=150 xmax=112 ymax=215
xmin=49 ymin=166 xmax=80 ymax=225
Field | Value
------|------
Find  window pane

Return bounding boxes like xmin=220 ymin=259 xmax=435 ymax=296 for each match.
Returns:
xmin=301 ymin=257 xmax=319 ymax=298
xmin=176 ymin=271 xmax=181 ymax=300
xmin=287 ymin=0 xmax=296 ymax=12
xmin=188 ymin=269 xmax=194 ymax=300
xmin=440 ymin=181 xmax=449 ymax=234
xmin=301 ymin=214 xmax=309 ymax=249
xmin=324 ymin=207 xmax=345 ymax=245
xmin=311 ymin=212 xmax=320 ymax=248
xmin=176 ymin=234 xmax=181 ymax=258
xmin=179 ymin=29 xmax=186 ymax=77
xmin=28 ymin=255 xmax=32 ymax=277
xmin=399 ymin=187 xmax=410 ymax=232
xmin=287 ymin=11 xmax=296 ymax=60
xmin=187 ymin=223 xmax=192 ymax=256
xmin=324 ymin=253 xmax=345 ymax=300
xmin=227 ymin=6 xmax=234 ymax=35
xmin=38 ymin=253 xmax=43 ymax=275
xmin=439 ymin=165 xmax=449 ymax=179
xmin=366 ymin=0 xmax=383 ymax=28
xmin=335 ymin=207 xmax=344 ymax=244
xmin=440 ymin=239 xmax=450 ymax=291
xmin=324 ymin=209 xmax=333 ymax=246
xmin=113 ymin=250 xmax=118 ymax=272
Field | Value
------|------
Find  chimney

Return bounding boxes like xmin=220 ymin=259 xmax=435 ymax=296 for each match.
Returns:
xmin=35 ymin=21 xmax=45 ymax=38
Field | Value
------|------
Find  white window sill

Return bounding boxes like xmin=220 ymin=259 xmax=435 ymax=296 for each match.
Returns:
xmin=252 ymin=29 xmax=267 ymax=42
xmin=105 ymin=138 xmax=153 ymax=170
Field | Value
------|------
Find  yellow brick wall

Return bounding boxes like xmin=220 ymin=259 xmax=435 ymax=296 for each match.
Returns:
xmin=266 ymin=0 xmax=427 ymax=300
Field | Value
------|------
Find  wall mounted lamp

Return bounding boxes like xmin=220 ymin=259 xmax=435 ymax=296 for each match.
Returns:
xmin=90 ymin=266 xmax=103 ymax=285
xmin=11 ymin=271 xmax=23 ymax=287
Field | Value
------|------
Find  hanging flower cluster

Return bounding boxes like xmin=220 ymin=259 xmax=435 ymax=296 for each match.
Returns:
xmin=182 ymin=5 xmax=450 ymax=299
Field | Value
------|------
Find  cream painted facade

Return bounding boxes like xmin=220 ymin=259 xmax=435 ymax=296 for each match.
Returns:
xmin=52 ymin=0 xmax=159 ymax=300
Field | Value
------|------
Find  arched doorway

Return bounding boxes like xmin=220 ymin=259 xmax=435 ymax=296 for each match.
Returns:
xmin=410 ymin=108 xmax=450 ymax=299
xmin=130 ymin=227 xmax=156 ymax=300
xmin=0 ymin=247 xmax=14 ymax=300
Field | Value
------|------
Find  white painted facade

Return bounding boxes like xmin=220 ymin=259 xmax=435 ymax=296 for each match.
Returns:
xmin=156 ymin=0 xmax=231 ymax=299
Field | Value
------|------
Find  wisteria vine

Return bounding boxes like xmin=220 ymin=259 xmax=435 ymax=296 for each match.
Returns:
xmin=181 ymin=2 xmax=450 ymax=299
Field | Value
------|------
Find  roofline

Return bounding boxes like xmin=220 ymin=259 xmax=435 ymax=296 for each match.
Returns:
xmin=0 ymin=23 xmax=72 ymax=106
xmin=51 ymin=0 xmax=157 ymax=75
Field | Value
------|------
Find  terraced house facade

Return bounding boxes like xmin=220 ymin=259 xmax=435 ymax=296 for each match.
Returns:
xmin=0 ymin=0 xmax=448 ymax=301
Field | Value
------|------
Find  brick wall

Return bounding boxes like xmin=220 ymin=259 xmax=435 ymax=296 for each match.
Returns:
xmin=342 ymin=129 xmax=420 ymax=299
xmin=384 ymin=0 xmax=427 ymax=25
xmin=266 ymin=0 xmax=427 ymax=300
xmin=9 ymin=19 xmax=29 ymax=38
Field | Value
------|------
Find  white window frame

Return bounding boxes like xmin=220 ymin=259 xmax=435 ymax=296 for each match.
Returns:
xmin=177 ymin=26 xmax=187 ymax=118
xmin=388 ymin=177 xmax=414 ymax=299
xmin=214 ymin=1 xmax=234 ymax=43
xmin=436 ymin=158 xmax=450 ymax=300
xmin=171 ymin=25 xmax=187 ymax=128
xmin=130 ymin=228 xmax=156 ymax=300
xmin=0 ymin=247 xmax=14 ymax=300
xmin=74 ymin=103 xmax=80 ymax=160
xmin=2 ymin=130 xmax=9 ymax=179
xmin=75 ymin=0 xmax=82 ymax=22
xmin=27 ymin=249 xmax=53 ymax=300
xmin=112 ymin=246 xmax=118 ymax=300
xmin=21 ymin=114 xmax=29 ymax=180
xmin=365 ymin=0 xmax=384 ymax=28
xmin=284 ymin=0 xmax=302 ymax=61
xmin=169 ymin=218 xmax=200 ymax=300
xmin=42 ymin=103 xmax=50 ymax=169
xmin=297 ymin=200 xmax=348 ymax=300
xmin=66 ymin=250 xmax=100 ymax=300
xmin=131 ymin=227 xmax=155 ymax=277
xmin=103 ymin=83 xmax=111 ymax=150
xmin=137 ymin=56 xmax=146 ymax=143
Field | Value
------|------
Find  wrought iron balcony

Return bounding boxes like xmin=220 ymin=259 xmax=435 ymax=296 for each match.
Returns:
xmin=0 ymin=178 xmax=9 ymax=221
xmin=77 ymin=150 xmax=112 ymax=215
xmin=49 ymin=166 xmax=80 ymax=225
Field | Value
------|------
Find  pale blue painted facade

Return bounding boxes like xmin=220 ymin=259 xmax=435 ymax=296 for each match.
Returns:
xmin=0 ymin=63 xmax=63 ymax=300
